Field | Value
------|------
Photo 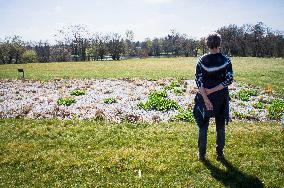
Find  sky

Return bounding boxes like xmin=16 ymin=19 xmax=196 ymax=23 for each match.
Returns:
xmin=0 ymin=0 xmax=283 ymax=43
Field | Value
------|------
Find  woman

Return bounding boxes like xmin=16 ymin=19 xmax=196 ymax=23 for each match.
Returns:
xmin=193 ymin=33 xmax=233 ymax=161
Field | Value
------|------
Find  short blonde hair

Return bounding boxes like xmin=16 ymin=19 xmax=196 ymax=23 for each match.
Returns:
xmin=206 ymin=33 xmax=221 ymax=49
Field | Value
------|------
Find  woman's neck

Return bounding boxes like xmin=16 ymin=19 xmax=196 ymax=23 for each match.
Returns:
xmin=209 ymin=48 xmax=220 ymax=54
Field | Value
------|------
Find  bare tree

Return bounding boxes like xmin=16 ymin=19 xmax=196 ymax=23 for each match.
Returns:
xmin=35 ymin=41 xmax=50 ymax=63
xmin=107 ymin=33 xmax=125 ymax=60
xmin=124 ymin=30 xmax=135 ymax=57
xmin=55 ymin=24 xmax=90 ymax=61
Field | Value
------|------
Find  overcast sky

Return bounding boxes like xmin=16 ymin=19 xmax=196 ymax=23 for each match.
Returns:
xmin=1 ymin=0 xmax=283 ymax=42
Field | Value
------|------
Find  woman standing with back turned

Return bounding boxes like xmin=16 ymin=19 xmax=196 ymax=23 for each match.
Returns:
xmin=193 ymin=33 xmax=233 ymax=161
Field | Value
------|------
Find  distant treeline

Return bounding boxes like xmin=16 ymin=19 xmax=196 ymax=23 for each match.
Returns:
xmin=0 ymin=22 xmax=283 ymax=64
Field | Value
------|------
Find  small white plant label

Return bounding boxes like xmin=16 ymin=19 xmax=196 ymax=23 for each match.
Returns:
xmin=138 ymin=169 xmax=142 ymax=178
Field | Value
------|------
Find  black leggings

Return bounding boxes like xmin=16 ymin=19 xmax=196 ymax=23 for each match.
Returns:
xmin=193 ymin=88 xmax=229 ymax=157
xmin=197 ymin=115 xmax=225 ymax=157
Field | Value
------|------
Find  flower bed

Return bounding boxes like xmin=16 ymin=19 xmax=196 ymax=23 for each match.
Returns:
xmin=0 ymin=79 xmax=282 ymax=123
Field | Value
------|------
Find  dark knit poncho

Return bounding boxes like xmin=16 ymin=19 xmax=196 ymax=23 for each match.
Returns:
xmin=193 ymin=53 xmax=234 ymax=126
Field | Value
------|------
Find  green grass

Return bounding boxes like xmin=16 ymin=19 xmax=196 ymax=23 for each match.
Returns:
xmin=0 ymin=119 xmax=283 ymax=187
xmin=0 ymin=58 xmax=194 ymax=81
xmin=1 ymin=57 xmax=283 ymax=96
xmin=233 ymin=57 xmax=284 ymax=97
xmin=0 ymin=57 xmax=283 ymax=187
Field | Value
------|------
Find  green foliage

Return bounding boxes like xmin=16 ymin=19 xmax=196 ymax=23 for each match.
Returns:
xmin=149 ymin=89 xmax=168 ymax=98
xmin=22 ymin=50 xmax=38 ymax=63
xmin=70 ymin=89 xmax=86 ymax=96
xmin=233 ymin=111 xmax=249 ymax=119
xmin=173 ymin=88 xmax=186 ymax=95
xmin=253 ymin=101 xmax=265 ymax=109
xmin=229 ymin=93 xmax=236 ymax=99
xmin=103 ymin=97 xmax=117 ymax=104
xmin=138 ymin=90 xmax=179 ymax=112
xmin=247 ymin=89 xmax=257 ymax=96
xmin=57 ymin=97 xmax=76 ymax=106
xmin=164 ymin=80 xmax=186 ymax=95
xmin=236 ymin=89 xmax=257 ymax=101
xmin=268 ymin=99 xmax=284 ymax=120
xmin=0 ymin=36 xmax=25 ymax=64
xmin=172 ymin=109 xmax=195 ymax=123
xmin=164 ymin=80 xmax=181 ymax=90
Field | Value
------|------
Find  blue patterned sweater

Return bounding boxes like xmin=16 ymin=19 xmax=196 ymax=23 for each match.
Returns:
xmin=193 ymin=53 xmax=234 ymax=125
xmin=195 ymin=53 xmax=233 ymax=89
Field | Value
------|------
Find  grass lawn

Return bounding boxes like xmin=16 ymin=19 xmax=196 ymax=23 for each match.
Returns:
xmin=0 ymin=119 xmax=283 ymax=187
xmin=0 ymin=57 xmax=283 ymax=96
xmin=0 ymin=57 xmax=283 ymax=187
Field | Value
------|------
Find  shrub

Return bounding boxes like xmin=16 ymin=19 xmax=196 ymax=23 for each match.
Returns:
xmin=236 ymin=89 xmax=257 ymax=101
xmin=149 ymin=90 xmax=168 ymax=98
xmin=138 ymin=90 xmax=179 ymax=112
xmin=70 ymin=89 xmax=86 ymax=96
xmin=253 ymin=101 xmax=265 ymax=109
xmin=233 ymin=111 xmax=249 ymax=119
xmin=173 ymin=88 xmax=186 ymax=95
xmin=268 ymin=99 xmax=284 ymax=120
xmin=104 ymin=97 xmax=117 ymax=104
xmin=172 ymin=109 xmax=195 ymax=123
xmin=247 ymin=89 xmax=257 ymax=96
xmin=22 ymin=50 xmax=37 ymax=63
xmin=164 ymin=80 xmax=181 ymax=90
xmin=57 ymin=97 xmax=76 ymax=106
xmin=164 ymin=80 xmax=186 ymax=95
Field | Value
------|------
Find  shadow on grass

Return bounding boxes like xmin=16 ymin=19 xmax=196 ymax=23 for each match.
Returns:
xmin=203 ymin=158 xmax=264 ymax=188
